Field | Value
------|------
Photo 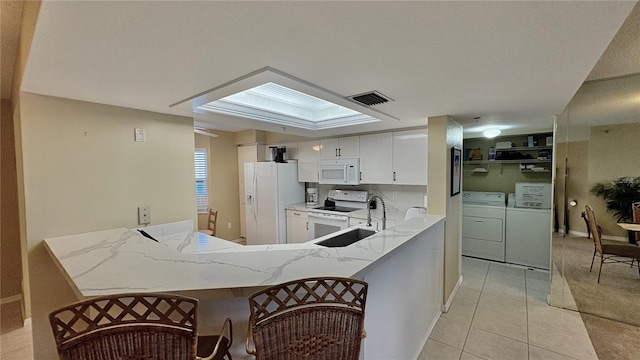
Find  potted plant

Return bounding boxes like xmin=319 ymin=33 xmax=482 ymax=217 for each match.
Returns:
xmin=590 ymin=176 xmax=640 ymax=243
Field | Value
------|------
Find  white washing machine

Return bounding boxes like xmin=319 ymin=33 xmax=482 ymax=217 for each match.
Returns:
xmin=462 ymin=191 xmax=507 ymax=262
xmin=506 ymin=193 xmax=551 ymax=270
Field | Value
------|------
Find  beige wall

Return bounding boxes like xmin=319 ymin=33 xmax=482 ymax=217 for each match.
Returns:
xmin=427 ymin=115 xmax=463 ymax=307
xmin=195 ymin=132 xmax=241 ymax=240
xmin=1 ymin=99 xmax=23 ymax=299
xmin=557 ymin=123 xmax=640 ymax=239
xmin=19 ymin=93 xmax=197 ymax=358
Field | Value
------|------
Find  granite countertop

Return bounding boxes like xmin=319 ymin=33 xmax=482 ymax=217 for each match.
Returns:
xmin=44 ymin=215 xmax=444 ymax=298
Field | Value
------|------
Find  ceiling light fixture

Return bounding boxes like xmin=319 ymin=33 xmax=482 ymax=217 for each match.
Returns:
xmin=483 ymin=128 xmax=501 ymax=138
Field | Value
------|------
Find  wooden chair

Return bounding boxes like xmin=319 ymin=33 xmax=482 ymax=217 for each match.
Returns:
xmin=201 ymin=209 xmax=218 ymax=236
xmin=633 ymin=202 xmax=640 ymax=244
xmin=585 ymin=205 xmax=640 ymax=283
xmin=245 ymin=277 xmax=368 ymax=360
xmin=49 ymin=293 xmax=232 ymax=360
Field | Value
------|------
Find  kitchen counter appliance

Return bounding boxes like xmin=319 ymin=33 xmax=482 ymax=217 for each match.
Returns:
xmin=308 ymin=190 xmax=369 ymax=240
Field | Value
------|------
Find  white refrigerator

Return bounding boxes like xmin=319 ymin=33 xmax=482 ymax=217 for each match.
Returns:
xmin=244 ymin=162 xmax=304 ymax=245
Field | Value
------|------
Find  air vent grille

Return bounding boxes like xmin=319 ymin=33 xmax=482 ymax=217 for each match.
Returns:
xmin=348 ymin=91 xmax=393 ymax=106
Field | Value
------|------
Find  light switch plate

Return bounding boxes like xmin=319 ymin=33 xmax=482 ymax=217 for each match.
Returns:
xmin=135 ymin=128 xmax=145 ymax=142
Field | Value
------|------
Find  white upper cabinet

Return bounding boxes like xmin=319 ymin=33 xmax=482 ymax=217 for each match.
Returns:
xmin=320 ymin=136 xmax=359 ymax=159
xmin=297 ymin=140 xmax=321 ymax=182
xmin=393 ymin=129 xmax=428 ymax=185
xmin=359 ymin=133 xmax=393 ymax=184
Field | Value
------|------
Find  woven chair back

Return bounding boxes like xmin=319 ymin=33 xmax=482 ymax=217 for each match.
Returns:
xmin=247 ymin=277 xmax=368 ymax=360
xmin=49 ymin=293 xmax=198 ymax=360
xmin=585 ymin=205 xmax=603 ymax=254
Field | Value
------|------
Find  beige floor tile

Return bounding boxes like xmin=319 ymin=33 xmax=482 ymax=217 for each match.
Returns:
xmin=1 ymin=345 xmax=34 ymax=360
xmin=485 ymin=271 xmax=526 ymax=289
xmin=488 ymin=263 xmax=526 ymax=276
xmin=471 ymin=306 xmax=528 ymax=342
xmin=417 ymin=339 xmax=462 ymax=360
xmin=528 ymin=320 xmax=598 ymax=360
xmin=477 ymin=291 xmax=527 ymax=319
xmin=526 ymin=268 xmax=550 ymax=281
xmin=0 ymin=327 xmax=33 ymax=355
xmin=441 ymin=298 xmax=477 ymax=326
xmin=526 ymin=277 xmax=549 ymax=292
xmin=460 ymin=352 xmax=485 ymax=360
xmin=526 ymin=288 xmax=549 ymax=308
xmin=527 ymin=304 xmax=587 ymax=333
xmin=529 ymin=345 xmax=580 ymax=360
xmin=482 ymin=284 xmax=527 ymax=302
xmin=461 ymin=275 xmax=485 ymax=291
xmin=429 ymin=315 xmax=471 ymax=350
xmin=464 ymin=327 xmax=528 ymax=360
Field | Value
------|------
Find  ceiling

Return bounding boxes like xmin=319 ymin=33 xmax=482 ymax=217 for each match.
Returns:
xmin=12 ymin=1 xmax=640 ymax=138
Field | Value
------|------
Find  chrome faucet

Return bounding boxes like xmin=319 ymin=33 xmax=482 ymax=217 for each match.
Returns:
xmin=366 ymin=194 xmax=387 ymax=231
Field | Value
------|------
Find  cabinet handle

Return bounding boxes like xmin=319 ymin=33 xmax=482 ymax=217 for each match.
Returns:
xmin=360 ymin=172 xmax=362 ymax=181
xmin=335 ymin=148 xmax=338 ymax=157
xmin=294 ymin=212 xmax=300 ymax=216
xmin=474 ymin=219 xmax=484 ymax=223
xmin=393 ymin=171 xmax=396 ymax=182
xmin=338 ymin=148 xmax=341 ymax=157
xmin=306 ymin=222 xmax=308 ymax=230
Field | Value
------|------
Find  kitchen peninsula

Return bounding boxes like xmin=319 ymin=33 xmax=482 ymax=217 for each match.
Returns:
xmin=44 ymin=215 xmax=445 ymax=359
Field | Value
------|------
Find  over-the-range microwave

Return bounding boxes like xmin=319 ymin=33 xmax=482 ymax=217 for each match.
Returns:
xmin=318 ymin=158 xmax=360 ymax=185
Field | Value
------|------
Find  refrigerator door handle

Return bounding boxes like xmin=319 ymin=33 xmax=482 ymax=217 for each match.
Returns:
xmin=253 ymin=167 xmax=258 ymax=221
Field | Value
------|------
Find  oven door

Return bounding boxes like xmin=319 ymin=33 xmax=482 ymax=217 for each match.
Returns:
xmin=308 ymin=211 xmax=350 ymax=240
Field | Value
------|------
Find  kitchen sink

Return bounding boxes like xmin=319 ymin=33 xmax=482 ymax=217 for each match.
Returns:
xmin=316 ymin=228 xmax=376 ymax=248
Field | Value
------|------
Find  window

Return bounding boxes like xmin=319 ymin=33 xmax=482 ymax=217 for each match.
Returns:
xmin=194 ymin=148 xmax=208 ymax=213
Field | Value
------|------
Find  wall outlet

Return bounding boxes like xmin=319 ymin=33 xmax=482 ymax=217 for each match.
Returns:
xmin=138 ymin=207 xmax=151 ymax=225
xmin=227 ymin=222 xmax=232 ymax=229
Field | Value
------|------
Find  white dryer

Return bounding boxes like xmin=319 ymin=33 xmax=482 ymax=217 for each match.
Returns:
xmin=462 ymin=191 xmax=507 ymax=262
xmin=506 ymin=193 xmax=551 ymax=270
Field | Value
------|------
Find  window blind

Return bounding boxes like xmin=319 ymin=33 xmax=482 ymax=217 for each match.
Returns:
xmin=194 ymin=149 xmax=208 ymax=213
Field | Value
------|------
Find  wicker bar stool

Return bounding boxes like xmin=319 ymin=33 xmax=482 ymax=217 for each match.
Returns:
xmin=245 ymin=277 xmax=368 ymax=360
xmin=49 ymin=293 xmax=232 ymax=360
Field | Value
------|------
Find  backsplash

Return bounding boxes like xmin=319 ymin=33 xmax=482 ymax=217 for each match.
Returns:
xmin=315 ymin=184 xmax=427 ymax=213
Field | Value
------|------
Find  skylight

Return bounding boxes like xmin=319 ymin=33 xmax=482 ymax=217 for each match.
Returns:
xmin=171 ymin=67 xmax=398 ymax=131
xmin=196 ymin=83 xmax=379 ymax=130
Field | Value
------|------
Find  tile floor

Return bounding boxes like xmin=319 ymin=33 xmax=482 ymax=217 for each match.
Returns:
xmin=418 ymin=257 xmax=598 ymax=360
xmin=0 ymin=301 xmax=33 ymax=360
xmin=0 ymin=257 xmax=598 ymax=360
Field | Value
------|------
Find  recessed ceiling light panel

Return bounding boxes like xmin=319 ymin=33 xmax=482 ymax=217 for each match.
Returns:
xmin=171 ymin=67 xmax=399 ymax=130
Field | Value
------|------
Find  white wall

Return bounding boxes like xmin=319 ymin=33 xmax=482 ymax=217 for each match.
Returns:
xmin=18 ymin=93 xmax=197 ymax=358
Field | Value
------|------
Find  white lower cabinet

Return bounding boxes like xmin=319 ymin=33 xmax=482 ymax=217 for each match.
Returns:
xmin=286 ymin=209 xmax=309 ymax=243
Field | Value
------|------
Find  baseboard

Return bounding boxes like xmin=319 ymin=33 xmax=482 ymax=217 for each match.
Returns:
xmin=441 ymin=275 xmax=463 ymax=313
xmin=0 ymin=294 xmax=22 ymax=305
xmin=567 ymin=230 xmax=628 ymax=242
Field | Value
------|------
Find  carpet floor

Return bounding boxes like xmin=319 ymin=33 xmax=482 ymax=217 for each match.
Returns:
xmin=553 ymin=234 xmax=640 ymax=359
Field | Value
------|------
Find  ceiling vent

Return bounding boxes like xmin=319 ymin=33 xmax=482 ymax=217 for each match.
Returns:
xmin=348 ymin=91 xmax=394 ymax=106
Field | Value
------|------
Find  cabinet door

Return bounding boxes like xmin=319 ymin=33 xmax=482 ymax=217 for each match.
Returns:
xmin=297 ymin=140 xmax=320 ymax=182
xmin=287 ymin=210 xmax=309 ymax=243
xmin=359 ymin=133 xmax=393 ymax=184
xmin=320 ymin=138 xmax=340 ymax=159
xmin=338 ymin=136 xmax=360 ymax=158
xmin=393 ymin=129 xmax=428 ymax=185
